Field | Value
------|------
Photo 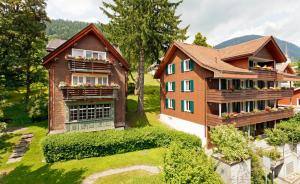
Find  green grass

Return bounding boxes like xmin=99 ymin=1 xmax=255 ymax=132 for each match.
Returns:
xmin=0 ymin=74 xmax=167 ymax=184
xmin=95 ymin=170 xmax=163 ymax=184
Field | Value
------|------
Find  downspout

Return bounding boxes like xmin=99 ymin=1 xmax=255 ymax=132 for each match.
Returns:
xmin=204 ymin=77 xmax=208 ymax=147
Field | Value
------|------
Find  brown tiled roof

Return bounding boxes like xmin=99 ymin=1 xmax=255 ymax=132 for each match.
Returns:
xmin=276 ymin=62 xmax=295 ymax=74
xmin=218 ymin=36 xmax=271 ymax=60
xmin=46 ymin=39 xmax=66 ymax=52
xmin=154 ymin=36 xmax=287 ymax=79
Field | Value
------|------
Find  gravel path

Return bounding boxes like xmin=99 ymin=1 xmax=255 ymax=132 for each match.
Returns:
xmin=81 ymin=165 xmax=160 ymax=184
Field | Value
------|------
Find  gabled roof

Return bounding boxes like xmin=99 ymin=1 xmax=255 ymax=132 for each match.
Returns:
xmin=218 ymin=36 xmax=286 ymax=62
xmin=46 ymin=39 xmax=66 ymax=52
xmin=154 ymin=36 xmax=287 ymax=79
xmin=276 ymin=62 xmax=295 ymax=74
xmin=43 ymin=24 xmax=129 ymax=70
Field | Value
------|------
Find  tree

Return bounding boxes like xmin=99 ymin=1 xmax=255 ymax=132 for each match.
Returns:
xmin=193 ymin=32 xmax=211 ymax=47
xmin=0 ymin=0 xmax=49 ymax=108
xmin=101 ymin=0 xmax=188 ymax=114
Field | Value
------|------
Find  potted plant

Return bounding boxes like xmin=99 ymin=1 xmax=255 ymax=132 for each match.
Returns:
xmin=264 ymin=106 xmax=271 ymax=112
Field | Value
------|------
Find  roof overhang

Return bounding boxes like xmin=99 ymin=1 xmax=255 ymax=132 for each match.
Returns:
xmin=277 ymin=73 xmax=300 ymax=81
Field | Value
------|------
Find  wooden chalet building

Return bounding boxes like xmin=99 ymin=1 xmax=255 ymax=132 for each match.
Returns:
xmin=154 ymin=36 xmax=300 ymax=146
xmin=43 ymin=24 xmax=129 ymax=133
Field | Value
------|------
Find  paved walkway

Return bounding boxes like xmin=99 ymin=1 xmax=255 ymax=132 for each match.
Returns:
xmin=6 ymin=133 xmax=33 ymax=164
xmin=81 ymin=165 xmax=160 ymax=184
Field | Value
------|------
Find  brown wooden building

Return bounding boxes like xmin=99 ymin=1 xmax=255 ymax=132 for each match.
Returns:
xmin=43 ymin=24 xmax=129 ymax=133
xmin=154 ymin=36 xmax=300 ymax=146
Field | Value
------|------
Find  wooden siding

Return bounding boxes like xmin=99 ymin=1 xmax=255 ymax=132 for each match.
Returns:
xmin=251 ymin=68 xmax=277 ymax=80
xmin=207 ymin=109 xmax=294 ymax=127
xmin=207 ymin=89 xmax=293 ymax=103
xmin=279 ymin=90 xmax=300 ymax=106
xmin=61 ymin=86 xmax=118 ymax=100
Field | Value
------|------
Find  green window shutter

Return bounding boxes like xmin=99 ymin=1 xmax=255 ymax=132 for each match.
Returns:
xmin=165 ymin=82 xmax=168 ymax=92
xmin=190 ymin=60 xmax=194 ymax=71
xmin=181 ymin=81 xmax=184 ymax=92
xmin=181 ymin=60 xmax=184 ymax=73
xmin=165 ymin=98 xmax=168 ymax=108
xmin=165 ymin=67 xmax=168 ymax=75
xmin=190 ymin=80 xmax=194 ymax=92
xmin=172 ymin=64 xmax=175 ymax=74
xmin=181 ymin=100 xmax=184 ymax=112
xmin=190 ymin=101 xmax=194 ymax=113
xmin=172 ymin=82 xmax=175 ymax=91
xmin=172 ymin=99 xmax=175 ymax=110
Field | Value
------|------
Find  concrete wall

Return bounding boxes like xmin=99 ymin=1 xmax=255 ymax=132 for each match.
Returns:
xmin=160 ymin=113 xmax=206 ymax=146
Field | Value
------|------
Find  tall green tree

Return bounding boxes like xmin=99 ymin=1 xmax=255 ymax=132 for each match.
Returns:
xmin=0 ymin=0 xmax=49 ymax=107
xmin=101 ymin=0 xmax=188 ymax=114
xmin=193 ymin=32 xmax=211 ymax=47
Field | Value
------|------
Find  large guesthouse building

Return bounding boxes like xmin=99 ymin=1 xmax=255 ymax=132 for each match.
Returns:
xmin=154 ymin=36 xmax=300 ymax=146
xmin=43 ymin=24 xmax=129 ymax=133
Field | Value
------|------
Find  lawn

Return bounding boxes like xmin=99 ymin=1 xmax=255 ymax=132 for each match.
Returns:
xmin=0 ymin=74 xmax=166 ymax=184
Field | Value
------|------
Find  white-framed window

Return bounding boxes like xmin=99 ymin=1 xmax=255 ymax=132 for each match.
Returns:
xmin=167 ymin=64 xmax=175 ymax=75
xmin=69 ymin=104 xmax=111 ymax=122
xmin=72 ymin=75 xmax=109 ymax=86
xmin=167 ymin=82 xmax=175 ymax=92
xmin=181 ymin=100 xmax=194 ymax=113
xmin=72 ymin=49 xmax=107 ymax=60
xmin=98 ymin=76 xmax=108 ymax=85
xmin=184 ymin=100 xmax=190 ymax=112
xmin=183 ymin=60 xmax=190 ymax=71
xmin=166 ymin=98 xmax=175 ymax=109
xmin=184 ymin=80 xmax=190 ymax=91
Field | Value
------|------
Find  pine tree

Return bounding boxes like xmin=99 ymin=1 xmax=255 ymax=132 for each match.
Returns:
xmin=193 ymin=32 xmax=211 ymax=47
xmin=101 ymin=0 xmax=188 ymax=114
xmin=0 ymin=0 xmax=49 ymax=107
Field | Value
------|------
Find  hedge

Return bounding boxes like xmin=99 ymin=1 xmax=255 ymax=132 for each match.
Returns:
xmin=43 ymin=126 xmax=201 ymax=163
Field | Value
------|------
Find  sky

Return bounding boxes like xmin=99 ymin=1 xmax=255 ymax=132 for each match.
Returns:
xmin=46 ymin=0 xmax=300 ymax=46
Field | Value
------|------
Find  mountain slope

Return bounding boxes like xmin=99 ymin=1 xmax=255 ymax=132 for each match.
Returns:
xmin=215 ymin=35 xmax=300 ymax=61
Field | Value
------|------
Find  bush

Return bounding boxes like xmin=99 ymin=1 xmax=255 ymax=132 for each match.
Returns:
xmin=0 ymin=122 xmax=6 ymax=133
xmin=210 ymin=124 xmax=250 ymax=163
xmin=265 ymin=128 xmax=288 ymax=146
xmin=43 ymin=127 xmax=201 ymax=163
xmin=163 ymin=143 xmax=223 ymax=184
xmin=263 ymin=148 xmax=281 ymax=160
xmin=127 ymin=82 xmax=135 ymax=94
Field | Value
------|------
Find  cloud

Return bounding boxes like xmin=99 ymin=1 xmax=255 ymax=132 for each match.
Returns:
xmin=46 ymin=0 xmax=300 ymax=46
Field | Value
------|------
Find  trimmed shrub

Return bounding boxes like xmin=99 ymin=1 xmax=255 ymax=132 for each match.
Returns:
xmin=210 ymin=124 xmax=250 ymax=163
xmin=265 ymin=128 xmax=288 ymax=146
xmin=43 ymin=127 xmax=201 ymax=163
xmin=163 ymin=142 xmax=223 ymax=184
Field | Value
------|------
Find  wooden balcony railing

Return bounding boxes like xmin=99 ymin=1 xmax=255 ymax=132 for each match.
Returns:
xmin=66 ymin=58 xmax=112 ymax=73
xmin=207 ymin=88 xmax=293 ymax=103
xmin=61 ymin=86 xmax=118 ymax=100
xmin=207 ymin=108 xmax=294 ymax=127
xmin=250 ymin=68 xmax=277 ymax=80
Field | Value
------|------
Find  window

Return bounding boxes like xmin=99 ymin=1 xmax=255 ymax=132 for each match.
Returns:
xmin=221 ymin=103 xmax=228 ymax=113
xmin=166 ymin=98 xmax=175 ymax=109
xmin=71 ymin=49 xmax=107 ymax=60
xmin=221 ymin=79 xmax=227 ymax=90
xmin=181 ymin=100 xmax=194 ymax=113
xmin=167 ymin=64 xmax=175 ymax=75
xmin=298 ymin=98 xmax=300 ymax=106
xmin=257 ymin=100 xmax=265 ymax=110
xmin=246 ymin=101 xmax=254 ymax=112
xmin=73 ymin=76 xmax=78 ymax=86
xmin=246 ymin=80 xmax=254 ymax=89
xmin=86 ymin=77 xmax=96 ymax=85
xmin=166 ymin=82 xmax=175 ymax=92
xmin=69 ymin=104 xmax=111 ymax=122
xmin=182 ymin=59 xmax=193 ymax=72
xmin=249 ymin=60 xmax=254 ymax=68
xmin=98 ymin=76 xmax=108 ymax=85
xmin=232 ymin=79 xmax=241 ymax=90
xmin=232 ymin=102 xmax=241 ymax=113
xmin=182 ymin=80 xmax=194 ymax=92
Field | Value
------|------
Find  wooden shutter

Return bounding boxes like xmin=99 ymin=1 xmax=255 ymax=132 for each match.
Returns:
xmin=189 ymin=60 xmax=194 ymax=71
xmin=181 ymin=60 xmax=184 ymax=72
xmin=181 ymin=100 xmax=184 ymax=112
xmin=172 ymin=99 xmax=175 ymax=110
xmin=181 ymin=81 xmax=184 ymax=92
xmin=190 ymin=101 xmax=194 ymax=113
xmin=165 ymin=82 xmax=168 ymax=91
xmin=165 ymin=67 xmax=168 ymax=75
xmin=165 ymin=98 xmax=168 ymax=108
xmin=172 ymin=82 xmax=175 ymax=91
xmin=190 ymin=80 xmax=194 ymax=92
xmin=172 ymin=64 xmax=175 ymax=74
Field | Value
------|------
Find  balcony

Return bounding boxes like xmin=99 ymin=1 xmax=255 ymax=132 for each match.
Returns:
xmin=207 ymin=108 xmax=294 ymax=127
xmin=207 ymin=88 xmax=293 ymax=103
xmin=65 ymin=57 xmax=112 ymax=73
xmin=61 ymin=86 xmax=118 ymax=100
xmin=250 ymin=68 xmax=277 ymax=80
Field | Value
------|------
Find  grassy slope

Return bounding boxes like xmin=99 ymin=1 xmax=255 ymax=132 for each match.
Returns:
xmin=0 ymin=74 xmax=165 ymax=184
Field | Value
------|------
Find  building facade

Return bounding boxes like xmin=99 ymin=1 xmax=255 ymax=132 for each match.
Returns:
xmin=154 ymin=36 xmax=300 ymax=146
xmin=43 ymin=24 xmax=129 ymax=133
